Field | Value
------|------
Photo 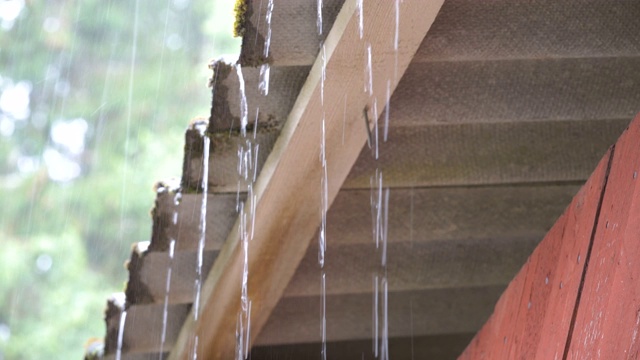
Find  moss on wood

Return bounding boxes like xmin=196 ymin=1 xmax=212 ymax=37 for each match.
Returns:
xmin=233 ymin=0 xmax=249 ymax=38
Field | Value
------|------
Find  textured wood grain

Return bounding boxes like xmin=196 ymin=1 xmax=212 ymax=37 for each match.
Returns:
xmin=390 ymin=58 xmax=640 ymax=126
xmin=257 ymin=286 xmax=504 ymax=346
xmin=459 ymin=147 xmax=612 ymax=359
xmin=567 ymin=115 xmax=640 ymax=359
xmin=415 ymin=0 xmax=640 ymax=62
xmin=243 ymin=0 xmax=640 ymax=66
xmin=251 ymin=334 xmax=475 ymax=360
xmin=347 ymin=119 xmax=626 ymax=188
xmin=128 ymin=185 xmax=573 ymax=305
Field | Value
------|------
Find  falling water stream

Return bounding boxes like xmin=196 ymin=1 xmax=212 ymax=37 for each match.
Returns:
xmin=189 ymin=122 xmax=210 ymax=360
xmin=317 ymin=2 xmax=329 ymax=358
xmin=192 ymin=124 xmax=210 ymax=322
xmin=115 ymin=310 xmax=127 ymax=360
xmin=259 ymin=0 xmax=274 ymax=95
xmin=158 ymin=238 xmax=176 ymax=357
xmin=234 ymin=0 xmax=275 ymax=349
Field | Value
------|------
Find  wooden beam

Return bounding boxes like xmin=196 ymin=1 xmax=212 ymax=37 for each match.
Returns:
xmin=458 ymin=146 xmax=612 ymax=359
xmin=183 ymin=118 xmax=627 ymax=193
xmin=256 ymin=286 xmax=505 ymax=345
xmin=239 ymin=0 xmax=345 ymax=67
xmin=169 ymin=0 xmax=445 ymax=359
xmin=346 ymin=119 xmax=626 ymax=188
xmin=251 ymin=334 xmax=475 ymax=360
xmin=208 ymin=65 xmax=309 ymax=132
xmin=242 ymin=0 xmax=640 ymax=66
xmin=104 ymin=302 xmax=190 ymax=356
xmin=566 ymin=114 xmax=640 ymax=358
xmin=391 ymin=58 xmax=640 ymax=127
xmin=127 ymin=185 xmax=572 ymax=306
xmin=413 ymin=0 xmax=640 ymax=63
xmin=123 ymin=236 xmax=539 ymax=306
xmin=150 ymin=185 xmax=577 ymax=252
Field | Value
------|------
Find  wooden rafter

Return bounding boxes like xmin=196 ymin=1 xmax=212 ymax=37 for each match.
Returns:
xmin=168 ymin=0 xmax=444 ymax=358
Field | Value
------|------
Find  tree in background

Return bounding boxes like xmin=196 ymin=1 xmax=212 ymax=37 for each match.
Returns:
xmin=0 ymin=0 xmax=238 ymax=358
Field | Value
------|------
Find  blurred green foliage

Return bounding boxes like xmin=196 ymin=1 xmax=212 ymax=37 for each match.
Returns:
xmin=0 ymin=0 xmax=239 ymax=358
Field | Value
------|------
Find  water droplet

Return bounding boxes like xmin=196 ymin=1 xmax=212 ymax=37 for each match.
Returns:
xmin=317 ymin=0 xmax=323 ymax=35
xmin=365 ymin=43 xmax=373 ymax=96
xmin=357 ymin=0 xmax=363 ymax=39
xmin=0 ymin=323 xmax=10 ymax=342
xmin=35 ymin=254 xmax=53 ymax=273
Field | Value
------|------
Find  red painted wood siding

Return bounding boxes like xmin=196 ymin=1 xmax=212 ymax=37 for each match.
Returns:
xmin=460 ymin=113 xmax=640 ymax=360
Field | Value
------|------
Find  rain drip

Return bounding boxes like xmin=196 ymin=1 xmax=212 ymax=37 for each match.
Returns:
xmin=384 ymin=79 xmax=390 ymax=142
xmin=158 ymin=238 xmax=176 ymax=358
xmin=318 ymin=23 xmax=328 ymax=360
xmin=115 ymin=310 xmax=127 ymax=360
xmin=367 ymin=71 xmax=390 ymax=357
xmin=358 ymin=0 xmax=364 ymax=39
xmin=373 ymin=275 xmax=378 ymax=357
xmin=394 ymin=0 xmax=400 ymax=81
xmin=259 ymin=0 xmax=274 ymax=95
xmin=317 ymin=0 xmax=323 ymax=35
xmin=193 ymin=132 xmax=210 ymax=322
xmin=365 ymin=43 xmax=373 ymax=96
xmin=380 ymin=278 xmax=389 ymax=360
xmin=321 ymin=271 xmax=327 ymax=360
xmin=236 ymin=65 xmax=248 ymax=136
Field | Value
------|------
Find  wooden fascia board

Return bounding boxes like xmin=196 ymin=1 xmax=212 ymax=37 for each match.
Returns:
xmin=169 ymin=0 xmax=444 ymax=358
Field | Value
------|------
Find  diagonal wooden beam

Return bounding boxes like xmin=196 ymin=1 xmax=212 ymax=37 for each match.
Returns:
xmin=169 ymin=0 xmax=444 ymax=358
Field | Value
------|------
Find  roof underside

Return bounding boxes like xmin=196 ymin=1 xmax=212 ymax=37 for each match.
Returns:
xmin=99 ymin=0 xmax=640 ymax=359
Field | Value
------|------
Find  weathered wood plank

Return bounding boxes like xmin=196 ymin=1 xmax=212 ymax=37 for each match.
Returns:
xmin=148 ymin=186 xmax=240 ymax=253
xmin=169 ymin=1 xmax=445 ymax=358
xmin=151 ymin=185 xmax=577 ymax=252
xmin=286 ymin=237 xmax=538 ymax=297
xmin=126 ymin=247 xmax=219 ymax=305
xmin=325 ymin=185 xmax=577 ymax=246
xmin=187 ymin=57 xmax=639 ymax=193
xmin=347 ymin=119 xmax=626 ymax=189
xmin=188 ymin=118 xmax=626 ymax=192
xmin=207 ymin=64 xmax=309 ymax=132
xmin=239 ymin=0 xmax=345 ymax=66
xmin=251 ymin=334 xmax=475 ymax=360
xmin=256 ymin=286 xmax=504 ymax=346
xmin=243 ymin=0 xmax=640 ymax=66
xmin=104 ymin=302 xmax=189 ymax=356
xmin=124 ymin=236 xmax=538 ymax=305
xmin=566 ymin=115 xmax=640 ymax=359
xmin=415 ymin=0 xmax=640 ymax=63
xmin=180 ymin=121 xmax=279 ymax=194
xmin=391 ymin=57 xmax=640 ymax=127
xmin=458 ymin=147 xmax=612 ymax=359
xmin=129 ymin=185 xmax=573 ymax=305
